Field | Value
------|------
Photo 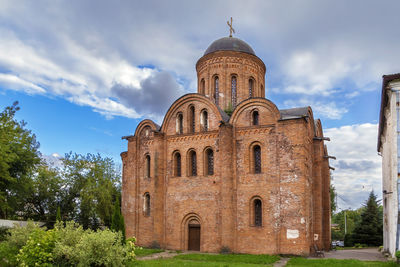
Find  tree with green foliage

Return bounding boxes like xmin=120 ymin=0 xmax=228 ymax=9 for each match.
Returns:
xmin=111 ymin=196 xmax=126 ymax=242
xmin=59 ymin=152 xmax=121 ymax=229
xmin=0 ymin=102 xmax=41 ymax=219
xmin=330 ymin=184 xmax=337 ymax=213
xmin=352 ymin=191 xmax=383 ymax=246
xmin=56 ymin=206 xmax=61 ymax=222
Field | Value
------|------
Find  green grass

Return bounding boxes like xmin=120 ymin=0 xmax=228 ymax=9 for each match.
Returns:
xmin=129 ymin=253 xmax=280 ymax=266
xmin=286 ymin=258 xmax=397 ymax=267
xmin=174 ymin=253 xmax=280 ymax=264
xmin=135 ymin=247 xmax=164 ymax=257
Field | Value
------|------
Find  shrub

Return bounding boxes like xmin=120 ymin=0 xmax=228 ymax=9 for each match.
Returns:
xmin=150 ymin=240 xmax=161 ymax=249
xmin=395 ymin=250 xmax=400 ymax=259
xmin=53 ymin=221 xmax=85 ymax=265
xmin=16 ymin=228 xmax=58 ymax=266
xmin=220 ymin=246 xmax=232 ymax=254
xmin=378 ymin=245 xmax=383 ymax=252
xmin=0 ymin=221 xmax=40 ymax=266
xmin=74 ymin=229 xmax=134 ymax=266
xmin=0 ymin=226 xmax=10 ymax=241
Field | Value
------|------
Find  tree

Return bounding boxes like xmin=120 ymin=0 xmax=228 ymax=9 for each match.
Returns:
xmin=23 ymin=164 xmax=62 ymax=225
xmin=59 ymin=152 xmax=121 ymax=229
xmin=111 ymin=196 xmax=125 ymax=242
xmin=0 ymin=102 xmax=41 ymax=219
xmin=352 ymin=191 xmax=383 ymax=246
xmin=330 ymin=184 xmax=337 ymax=213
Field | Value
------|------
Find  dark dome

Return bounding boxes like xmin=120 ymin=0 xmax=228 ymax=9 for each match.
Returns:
xmin=204 ymin=37 xmax=255 ymax=56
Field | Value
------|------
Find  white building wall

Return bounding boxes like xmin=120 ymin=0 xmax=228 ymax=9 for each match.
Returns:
xmin=381 ymin=80 xmax=400 ymax=257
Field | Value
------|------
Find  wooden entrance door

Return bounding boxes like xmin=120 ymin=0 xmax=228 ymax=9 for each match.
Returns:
xmin=188 ymin=224 xmax=200 ymax=251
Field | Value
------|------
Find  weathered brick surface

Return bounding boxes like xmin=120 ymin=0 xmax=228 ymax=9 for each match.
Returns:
xmin=121 ymin=48 xmax=331 ymax=255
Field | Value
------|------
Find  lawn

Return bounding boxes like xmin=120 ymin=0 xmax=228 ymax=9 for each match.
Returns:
xmin=130 ymin=253 xmax=280 ymax=266
xmin=286 ymin=258 xmax=397 ymax=267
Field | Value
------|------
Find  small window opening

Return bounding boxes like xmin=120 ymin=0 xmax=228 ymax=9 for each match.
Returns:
xmin=144 ymin=193 xmax=151 ymax=216
xmin=231 ymin=75 xmax=237 ymax=108
xmin=174 ymin=152 xmax=181 ymax=177
xmin=254 ymin=199 xmax=262 ymax=226
xmin=252 ymin=111 xmax=259 ymax=126
xmin=200 ymin=79 xmax=205 ymax=95
xmin=253 ymin=145 xmax=261 ymax=174
xmin=249 ymin=79 xmax=254 ymax=97
xmin=201 ymin=110 xmax=208 ymax=131
xmin=189 ymin=106 xmax=195 ymax=133
xmin=214 ymin=76 xmax=219 ymax=105
xmin=205 ymin=148 xmax=214 ymax=175
xmin=189 ymin=150 xmax=197 ymax=176
xmin=177 ymin=113 xmax=183 ymax=134
xmin=145 ymin=154 xmax=151 ymax=178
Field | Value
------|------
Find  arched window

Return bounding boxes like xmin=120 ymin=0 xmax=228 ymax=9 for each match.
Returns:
xmin=231 ymin=75 xmax=237 ymax=108
xmin=174 ymin=152 xmax=181 ymax=177
xmin=145 ymin=154 xmax=151 ymax=178
xmin=249 ymin=78 xmax=254 ymax=97
xmin=214 ymin=76 xmax=219 ymax=105
xmin=188 ymin=150 xmax=197 ymax=176
xmin=189 ymin=105 xmax=195 ymax=133
xmin=176 ymin=113 xmax=183 ymax=134
xmin=254 ymin=199 xmax=262 ymax=226
xmin=204 ymin=148 xmax=214 ymax=175
xmin=252 ymin=110 xmax=259 ymax=126
xmin=144 ymin=193 xmax=150 ymax=216
xmin=201 ymin=109 xmax=208 ymax=131
xmin=200 ymin=79 xmax=205 ymax=95
xmin=253 ymin=145 xmax=261 ymax=174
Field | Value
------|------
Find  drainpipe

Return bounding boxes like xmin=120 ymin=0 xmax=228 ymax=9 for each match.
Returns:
xmin=395 ymin=89 xmax=400 ymax=252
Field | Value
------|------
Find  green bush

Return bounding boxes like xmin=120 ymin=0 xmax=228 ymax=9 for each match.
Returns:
xmin=395 ymin=250 xmax=400 ymax=259
xmin=16 ymin=228 xmax=58 ymax=266
xmin=74 ymin=229 xmax=133 ymax=266
xmin=0 ymin=221 xmax=136 ymax=267
xmin=0 ymin=221 xmax=40 ymax=266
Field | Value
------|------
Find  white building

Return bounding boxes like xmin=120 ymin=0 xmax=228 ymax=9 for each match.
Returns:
xmin=378 ymin=73 xmax=400 ymax=257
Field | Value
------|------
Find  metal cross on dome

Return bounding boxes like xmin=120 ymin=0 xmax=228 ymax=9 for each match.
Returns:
xmin=227 ymin=17 xmax=235 ymax=37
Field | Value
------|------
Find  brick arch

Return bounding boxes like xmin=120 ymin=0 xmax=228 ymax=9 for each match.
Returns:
xmin=180 ymin=213 xmax=203 ymax=251
xmin=249 ymin=195 xmax=264 ymax=227
xmin=134 ymin=119 xmax=160 ymax=138
xmin=160 ymin=93 xmax=226 ymax=134
xmin=229 ymin=97 xmax=280 ymax=126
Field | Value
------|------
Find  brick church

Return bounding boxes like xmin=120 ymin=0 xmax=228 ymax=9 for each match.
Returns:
xmin=121 ymin=32 xmax=331 ymax=255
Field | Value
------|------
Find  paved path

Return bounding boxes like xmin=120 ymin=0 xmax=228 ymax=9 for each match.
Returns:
xmin=137 ymin=250 xmax=185 ymax=260
xmin=310 ymin=248 xmax=387 ymax=261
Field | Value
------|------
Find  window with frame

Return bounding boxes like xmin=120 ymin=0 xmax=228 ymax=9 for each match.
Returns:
xmin=254 ymin=199 xmax=262 ymax=226
xmin=252 ymin=110 xmax=259 ymax=126
xmin=204 ymin=148 xmax=214 ymax=175
xmin=253 ymin=145 xmax=261 ymax=174
xmin=231 ymin=75 xmax=237 ymax=108
xmin=174 ymin=152 xmax=182 ymax=177
xmin=201 ymin=110 xmax=208 ymax=131
xmin=214 ymin=76 xmax=219 ymax=105
xmin=188 ymin=150 xmax=197 ymax=176
xmin=249 ymin=78 xmax=254 ymax=97
xmin=189 ymin=106 xmax=195 ymax=133
xmin=144 ymin=193 xmax=151 ymax=216
xmin=145 ymin=154 xmax=151 ymax=178
xmin=200 ymin=79 xmax=205 ymax=95
xmin=177 ymin=113 xmax=183 ymax=134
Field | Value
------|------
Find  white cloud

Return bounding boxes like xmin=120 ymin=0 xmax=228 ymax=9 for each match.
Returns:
xmin=0 ymin=73 xmax=46 ymax=94
xmin=325 ymin=123 xmax=381 ymax=209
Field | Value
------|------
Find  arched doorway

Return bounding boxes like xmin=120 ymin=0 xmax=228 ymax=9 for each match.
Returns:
xmin=188 ymin=218 xmax=201 ymax=251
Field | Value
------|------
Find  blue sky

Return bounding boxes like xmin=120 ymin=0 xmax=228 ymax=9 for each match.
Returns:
xmin=0 ymin=0 xmax=399 ymax=210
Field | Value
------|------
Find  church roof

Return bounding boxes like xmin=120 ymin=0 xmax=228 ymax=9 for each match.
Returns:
xmin=204 ymin=37 xmax=255 ymax=56
xmin=279 ymin=107 xmax=309 ymax=120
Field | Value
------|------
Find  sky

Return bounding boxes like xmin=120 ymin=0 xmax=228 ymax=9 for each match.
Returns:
xmin=0 ymin=0 xmax=399 ymax=211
